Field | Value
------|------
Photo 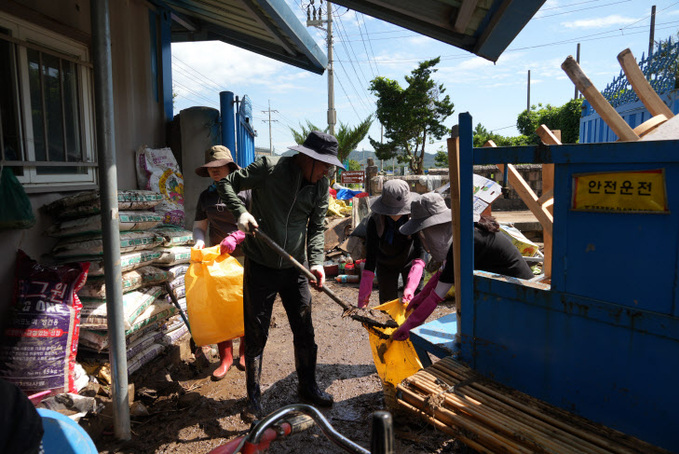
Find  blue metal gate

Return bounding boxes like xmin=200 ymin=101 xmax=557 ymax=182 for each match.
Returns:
xmin=580 ymin=39 xmax=679 ymax=143
xmin=236 ymin=95 xmax=256 ymax=168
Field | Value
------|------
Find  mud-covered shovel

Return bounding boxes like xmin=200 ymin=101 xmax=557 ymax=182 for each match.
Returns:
xmin=253 ymin=228 xmax=397 ymax=331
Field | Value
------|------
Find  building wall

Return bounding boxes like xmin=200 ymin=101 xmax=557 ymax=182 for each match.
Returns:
xmin=0 ymin=0 xmax=166 ymax=319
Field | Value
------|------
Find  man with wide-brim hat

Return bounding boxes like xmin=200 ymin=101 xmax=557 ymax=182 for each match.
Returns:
xmin=216 ymin=130 xmax=339 ymax=422
xmin=358 ymin=179 xmax=426 ymax=308
xmin=391 ymin=192 xmax=533 ymax=342
xmin=191 ymin=144 xmax=250 ymax=381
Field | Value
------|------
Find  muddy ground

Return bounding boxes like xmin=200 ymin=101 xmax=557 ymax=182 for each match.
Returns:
xmin=88 ymin=280 xmax=461 ymax=454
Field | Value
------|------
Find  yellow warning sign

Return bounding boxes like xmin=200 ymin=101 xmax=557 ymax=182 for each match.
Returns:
xmin=571 ymin=169 xmax=668 ymax=213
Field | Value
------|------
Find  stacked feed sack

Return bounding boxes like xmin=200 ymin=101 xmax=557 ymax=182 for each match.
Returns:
xmin=150 ymin=225 xmax=193 ymax=317
xmin=42 ymin=190 xmax=191 ymax=376
xmin=135 ymin=146 xmax=184 ymax=227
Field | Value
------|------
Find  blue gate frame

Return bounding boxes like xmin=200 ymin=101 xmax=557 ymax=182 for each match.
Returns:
xmin=456 ymin=112 xmax=679 ymax=452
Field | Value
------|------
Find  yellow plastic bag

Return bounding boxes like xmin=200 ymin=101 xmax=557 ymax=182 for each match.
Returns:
xmin=366 ymin=299 xmax=422 ymax=387
xmin=185 ymin=245 xmax=244 ymax=346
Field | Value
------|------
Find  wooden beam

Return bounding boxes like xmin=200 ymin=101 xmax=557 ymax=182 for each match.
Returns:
xmin=561 ymin=56 xmax=639 ymax=142
xmin=483 ymin=140 xmax=553 ymax=237
xmin=617 ymin=48 xmax=674 ymax=119
xmin=454 ymin=0 xmax=478 ymax=33
xmin=632 ymin=114 xmax=668 ymax=138
xmin=447 ymin=128 xmax=462 ymax=315
xmin=535 ymin=125 xmax=559 ymax=280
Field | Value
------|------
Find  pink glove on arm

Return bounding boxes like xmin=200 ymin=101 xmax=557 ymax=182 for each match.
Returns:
xmin=220 ymin=230 xmax=246 ymax=255
xmin=392 ymin=291 xmax=444 ymax=341
xmin=406 ymin=270 xmax=441 ymax=312
xmin=402 ymin=259 xmax=425 ymax=304
xmin=357 ymin=270 xmax=375 ymax=308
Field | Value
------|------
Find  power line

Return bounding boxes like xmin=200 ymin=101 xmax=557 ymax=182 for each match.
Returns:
xmin=261 ymin=100 xmax=278 ymax=153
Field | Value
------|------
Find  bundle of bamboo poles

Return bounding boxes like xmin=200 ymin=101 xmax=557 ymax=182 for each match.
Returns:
xmin=396 ymin=356 xmax=671 ymax=454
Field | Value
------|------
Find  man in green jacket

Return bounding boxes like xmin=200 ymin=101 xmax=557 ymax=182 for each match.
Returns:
xmin=217 ymin=131 xmax=344 ymax=422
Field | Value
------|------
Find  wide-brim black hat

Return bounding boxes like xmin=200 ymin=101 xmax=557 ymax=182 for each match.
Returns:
xmin=288 ymin=130 xmax=345 ymax=170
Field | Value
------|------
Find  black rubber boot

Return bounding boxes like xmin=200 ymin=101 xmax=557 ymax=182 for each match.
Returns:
xmin=241 ymin=354 xmax=264 ymax=422
xmin=296 ymin=345 xmax=333 ymax=407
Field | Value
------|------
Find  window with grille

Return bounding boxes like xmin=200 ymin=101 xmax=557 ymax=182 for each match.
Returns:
xmin=0 ymin=13 xmax=96 ymax=191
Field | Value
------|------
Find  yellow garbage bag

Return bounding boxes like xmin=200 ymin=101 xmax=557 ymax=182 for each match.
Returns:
xmin=366 ymin=299 xmax=423 ymax=387
xmin=185 ymin=245 xmax=244 ymax=346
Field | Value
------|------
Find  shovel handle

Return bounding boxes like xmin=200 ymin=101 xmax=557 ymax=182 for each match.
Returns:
xmin=253 ymin=228 xmax=397 ymax=330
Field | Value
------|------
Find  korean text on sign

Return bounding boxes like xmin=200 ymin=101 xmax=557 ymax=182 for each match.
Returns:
xmin=571 ymin=169 xmax=668 ymax=213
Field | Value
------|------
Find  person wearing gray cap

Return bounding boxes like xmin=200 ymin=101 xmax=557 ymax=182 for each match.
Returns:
xmin=192 ymin=145 xmax=251 ymax=381
xmin=358 ymin=179 xmax=426 ymax=308
xmin=392 ymin=192 xmax=533 ymax=341
xmin=217 ymin=131 xmax=344 ymax=421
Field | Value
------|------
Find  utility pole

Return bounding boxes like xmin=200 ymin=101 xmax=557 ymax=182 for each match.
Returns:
xmin=261 ymin=99 xmax=278 ymax=155
xmin=649 ymin=5 xmax=656 ymax=57
xmin=527 ymin=70 xmax=530 ymax=112
xmin=574 ymin=43 xmax=580 ymax=100
xmin=306 ymin=0 xmax=336 ymax=136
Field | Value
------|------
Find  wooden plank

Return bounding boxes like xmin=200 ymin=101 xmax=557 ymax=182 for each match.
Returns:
xmin=617 ymin=48 xmax=674 ymax=119
xmin=632 ymin=114 xmax=668 ymax=138
xmin=454 ymin=0 xmax=478 ymax=33
xmin=561 ymin=56 xmax=639 ymax=142
xmin=535 ymin=125 xmax=560 ymax=279
xmin=483 ymin=140 xmax=553 ymax=237
xmin=447 ymin=128 xmax=462 ymax=316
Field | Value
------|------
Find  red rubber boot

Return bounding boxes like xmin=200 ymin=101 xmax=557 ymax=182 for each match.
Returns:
xmin=236 ymin=337 xmax=246 ymax=371
xmin=212 ymin=340 xmax=233 ymax=381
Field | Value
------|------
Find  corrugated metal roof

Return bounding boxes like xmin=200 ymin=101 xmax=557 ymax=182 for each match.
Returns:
xmin=330 ymin=0 xmax=546 ymax=62
xmin=164 ymin=0 xmax=328 ymax=74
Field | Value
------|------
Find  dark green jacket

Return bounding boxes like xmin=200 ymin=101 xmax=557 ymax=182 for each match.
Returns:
xmin=216 ymin=155 xmax=328 ymax=269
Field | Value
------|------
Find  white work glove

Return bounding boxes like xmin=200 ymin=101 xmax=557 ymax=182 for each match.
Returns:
xmin=193 ymin=239 xmax=205 ymax=250
xmin=237 ymin=212 xmax=258 ymax=234
xmin=309 ymin=264 xmax=325 ymax=290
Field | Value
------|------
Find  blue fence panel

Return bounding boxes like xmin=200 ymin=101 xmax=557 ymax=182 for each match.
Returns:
xmin=580 ymin=40 xmax=679 ymax=143
xmin=236 ymin=95 xmax=256 ymax=168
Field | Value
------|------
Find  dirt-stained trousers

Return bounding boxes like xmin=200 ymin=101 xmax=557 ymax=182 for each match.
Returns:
xmin=242 ymin=257 xmax=317 ymax=360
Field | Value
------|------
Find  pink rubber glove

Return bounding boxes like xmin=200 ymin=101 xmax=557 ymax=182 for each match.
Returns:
xmin=220 ymin=230 xmax=246 ymax=255
xmin=310 ymin=264 xmax=325 ymax=289
xmin=357 ymin=270 xmax=375 ymax=308
xmin=402 ymin=259 xmax=425 ymax=304
xmin=406 ymin=270 xmax=441 ymax=312
xmin=392 ymin=291 xmax=444 ymax=341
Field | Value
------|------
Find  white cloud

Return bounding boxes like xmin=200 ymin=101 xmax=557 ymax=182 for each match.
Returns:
xmin=562 ymin=15 xmax=636 ymax=29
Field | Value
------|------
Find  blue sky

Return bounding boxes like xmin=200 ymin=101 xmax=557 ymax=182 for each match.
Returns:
xmin=171 ymin=0 xmax=679 ymax=156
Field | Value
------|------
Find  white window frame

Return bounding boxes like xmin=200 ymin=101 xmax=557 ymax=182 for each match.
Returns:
xmin=0 ymin=12 xmax=96 ymax=191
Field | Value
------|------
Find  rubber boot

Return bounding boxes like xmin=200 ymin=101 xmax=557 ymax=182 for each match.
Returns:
xmin=296 ymin=345 xmax=333 ymax=407
xmin=235 ymin=337 xmax=246 ymax=371
xmin=212 ymin=340 xmax=233 ymax=381
xmin=241 ymin=354 xmax=264 ymax=423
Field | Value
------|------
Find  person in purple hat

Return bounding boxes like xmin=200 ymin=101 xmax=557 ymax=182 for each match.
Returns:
xmin=358 ymin=179 xmax=426 ymax=308
xmin=392 ymin=192 xmax=534 ymax=341
xmin=192 ymin=145 xmax=251 ymax=380
xmin=217 ymin=131 xmax=344 ymax=422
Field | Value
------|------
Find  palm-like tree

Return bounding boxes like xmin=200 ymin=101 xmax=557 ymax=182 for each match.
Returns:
xmin=289 ymin=115 xmax=373 ymax=164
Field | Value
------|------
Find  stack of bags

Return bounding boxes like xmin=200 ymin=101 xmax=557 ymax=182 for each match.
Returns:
xmin=42 ymin=189 xmax=193 ymax=376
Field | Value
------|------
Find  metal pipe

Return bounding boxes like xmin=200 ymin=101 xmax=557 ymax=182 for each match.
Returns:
xmin=91 ymin=0 xmax=131 ymax=440
xmin=220 ymin=91 xmax=236 ymax=158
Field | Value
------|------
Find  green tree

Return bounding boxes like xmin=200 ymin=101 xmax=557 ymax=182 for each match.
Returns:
xmin=516 ymin=99 xmax=583 ymax=144
xmin=434 ymin=148 xmax=448 ymax=167
xmin=472 ymin=123 xmax=530 ymax=147
xmin=289 ymin=116 xmax=373 ymax=163
xmin=368 ymin=58 xmax=455 ymax=175
xmin=347 ymin=159 xmax=361 ymax=171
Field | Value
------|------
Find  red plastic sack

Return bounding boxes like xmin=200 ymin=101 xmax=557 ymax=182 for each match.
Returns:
xmin=0 ymin=251 xmax=89 ymax=394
